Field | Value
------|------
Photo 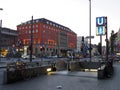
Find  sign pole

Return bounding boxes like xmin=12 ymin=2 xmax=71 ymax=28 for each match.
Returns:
xmin=96 ymin=16 xmax=107 ymax=61
xmin=100 ymin=35 xmax=102 ymax=59
xmin=105 ymin=17 xmax=108 ymax=63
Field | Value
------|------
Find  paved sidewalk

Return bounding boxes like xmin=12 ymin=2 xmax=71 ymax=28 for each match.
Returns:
xmin=0 ymin=62 xmax=7 ymax=68
xmin=0 ymin=62 xmax=120 ymax=90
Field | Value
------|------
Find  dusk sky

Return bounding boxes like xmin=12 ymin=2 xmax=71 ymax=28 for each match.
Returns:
xmin=0 ymin=0 xmax=120 ymax=45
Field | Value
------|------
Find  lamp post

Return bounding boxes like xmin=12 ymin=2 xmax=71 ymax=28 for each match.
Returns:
xmin=89 ymin=0 xmax=92 ymax=62
xmin=30 ymin=16 xmax=33 ymax=62
xmin=0 ymin=8 xmax=3 ymax=61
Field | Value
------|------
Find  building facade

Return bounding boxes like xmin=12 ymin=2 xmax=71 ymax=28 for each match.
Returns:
xmin=77 ymin=36 xmax=88 ymax=52
xmin=115 ymin=29 xmax=120 ymax=53
xmin=0 ymin=27 xmax=18 ymax=56
xmin=17 ymin=18 xmax=77 ymax=57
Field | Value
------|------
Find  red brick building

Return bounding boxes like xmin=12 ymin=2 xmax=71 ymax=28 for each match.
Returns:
xmin=17 ymin=18 xmax=77 ymax=57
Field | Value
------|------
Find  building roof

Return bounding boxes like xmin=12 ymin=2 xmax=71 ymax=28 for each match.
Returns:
xmin=17 ymin=18 xmax=76 ymax=34
xmin=0 ymin=27 xmax=18 ymax=36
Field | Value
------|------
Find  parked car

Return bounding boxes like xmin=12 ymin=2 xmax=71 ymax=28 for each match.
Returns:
xmin=0 ymin=54 xmax=5 ymax=58
xmin=21 ymin=55 xmax=36 ymax=59
xmin=45 ymin=55 xmax=58 ymax=59
xmin=51 ymin=55 xmax=58 ymax=58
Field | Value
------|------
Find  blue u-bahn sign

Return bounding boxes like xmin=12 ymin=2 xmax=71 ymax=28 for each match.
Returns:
xmin=96 ymin=17 xmax=107 ymax=35
xmin=96 ymin=17 xmax=105 ymax=26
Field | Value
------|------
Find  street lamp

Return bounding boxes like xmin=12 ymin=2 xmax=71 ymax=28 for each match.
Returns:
xmin=89 ymin=0 xmax=92 ymax=62
xmin=0 ymin=8 xmax=3 ymax=61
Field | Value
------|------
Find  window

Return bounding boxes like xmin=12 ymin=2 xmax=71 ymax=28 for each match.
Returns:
xmin=46 ymin=21 xmax=49 ymax=24
xmin=53 ymin=24 xmax=55 ymax=27
xmin=29 ymin=30 xmax=31 ymax=34
xmin=36 ymin=29 xmax=38 ymax=33
xmin=33 ymin=20 xmax=35 ymax=23
xmin=50 ymin=22 xmax=52 ymax=26
xmin=56 ymin=25 xmax=58 ymax=28
xmin=36 ymin=25 xmax=38 ymax=28
xmin=43 ymin=25 xmax=45 ymax=28
xmin=36 ymin=20 xmax=39 ymax=23
xmin=28 ymin=21 xmax=31 ymax=24
xmin=29 ymin=26 xmax=31 ymax=29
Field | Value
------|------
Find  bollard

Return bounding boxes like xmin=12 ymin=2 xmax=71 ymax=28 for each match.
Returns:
xmin=98 ymin=65 xmax=106 ymax=79
xmin=67 ymin=61 xmax=71 ymax=71
xmin=104 ymin=64 xmax=113 ymax=78
xmin=6 ymin=64 xmax=10 ymax=71
xmin=3 ymin=71 xmax=7 ymax=84
xmin=52 ymin=63 xmax=56 ymax=71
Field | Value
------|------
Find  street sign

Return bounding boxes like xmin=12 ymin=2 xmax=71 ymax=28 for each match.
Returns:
xmin=96 ymin=16 xmax=107 ymax=36
xmin=86 ymin=36 xmax=94 ymax=39
xmin=96 ymin=17 xmax=106 ymax=26
xmin=96 ymin=26 xmax=106 ymax=35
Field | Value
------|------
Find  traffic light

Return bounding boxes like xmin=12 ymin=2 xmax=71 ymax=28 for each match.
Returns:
xmin=82 ymin=36 xmax=84 ymax=42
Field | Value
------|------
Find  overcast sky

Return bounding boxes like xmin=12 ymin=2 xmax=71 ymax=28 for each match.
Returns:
xmin=0 ymin=0 xmax=120 ymax=45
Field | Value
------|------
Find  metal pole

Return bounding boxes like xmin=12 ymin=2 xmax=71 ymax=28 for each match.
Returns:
xmin=0 ymin=8 xmax=3 ymax=61
xmin=30 ymin=16 xmax=33 ymax=62
xmin=0 ymin=28 xmax=1 ymax=61
xmin=89 ymin=0 xmax=92 ymax=62
xmin=105 ymin=17 xmax=108 ymax=63
xmin=100 ymin=35 xmax=102 ymax=59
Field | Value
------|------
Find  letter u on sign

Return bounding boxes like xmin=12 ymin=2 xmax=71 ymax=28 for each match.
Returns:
xmin=96 ymin=17 xmax=105 ymax=26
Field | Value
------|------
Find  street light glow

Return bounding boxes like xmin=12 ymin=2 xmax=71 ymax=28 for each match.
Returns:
xmin=47 ymin=68 xmax=52 ymax=72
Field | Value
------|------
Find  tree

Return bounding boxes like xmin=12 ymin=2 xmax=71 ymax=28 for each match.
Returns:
xmin=110 ymin=30 xmax=115 ymax=54
xmin=97 ymin=42 xmax=102 ymax=55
